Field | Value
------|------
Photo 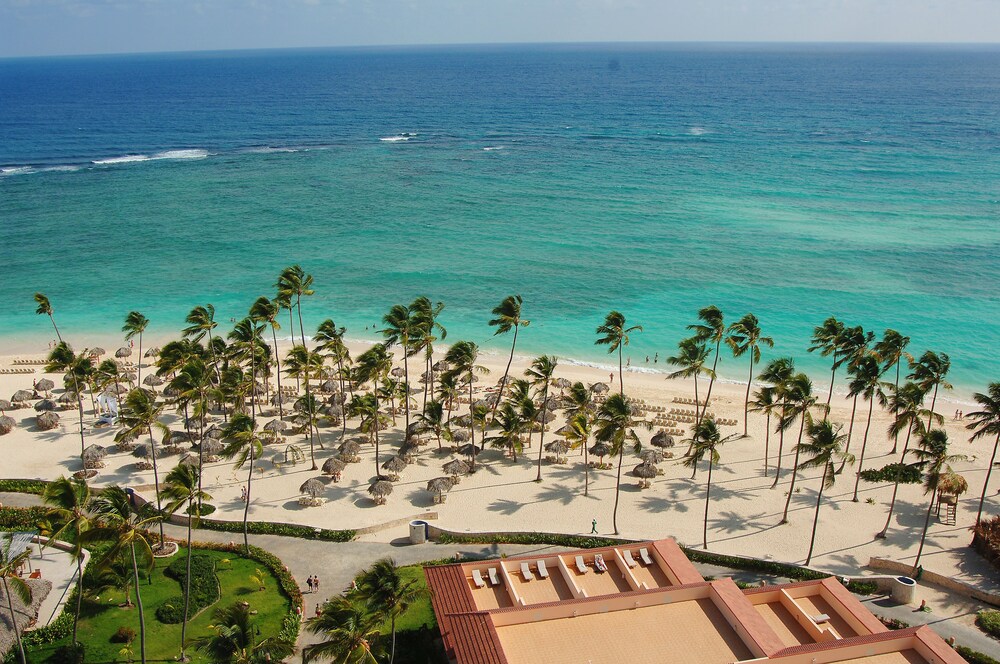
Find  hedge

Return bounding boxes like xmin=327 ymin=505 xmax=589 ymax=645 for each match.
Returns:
xmin=155 ymin=554 xmax=221 ymax=624
xmin=437 ymin=532 xmax=628 ymax=549
xmin=679 ymin=547 xmax=827 ymax=582
xmin=858 ymin=463 xmax=923 ymax=485
xmin=0 ymin=479 xmax=49 ymax=494
xmin=0 ymin=505 xmax=46 ymax=530
xmin=957 ymin=646 xmax=1000 ymax=664
xmin=976 ymin=609 xmax=1000 ymax=640
xmin=193 ymin=517 xmax=355 ymax=542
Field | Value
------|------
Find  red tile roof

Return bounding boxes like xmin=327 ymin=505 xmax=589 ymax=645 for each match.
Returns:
xmin=447 ymin=613 xmax=508 ymax=664
xmin=766 ymin=626 xmax=924 ymax=659
xmin=710 ymin=578 xmax=787 ymax=657
xmin=652 ymin=538 xmax=704 ymax=585
xmin=424 ymin=564 xmax=478 ymax=661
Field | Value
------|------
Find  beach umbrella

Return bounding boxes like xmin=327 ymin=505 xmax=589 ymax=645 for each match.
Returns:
xmin=0 ymin=415 xmax=16 ymax=435
xmin=264 ymin=419 xmax=288 ymax=433
xmin=11 ymin=390 xmax=34 ymax=404
xmin=368 ymin=480 xmax=393 ymax=502
xmin=178 ymin=454 xmax=200 ymax=467
xmin=381 ymin=456 xmax=408 ymax=474
xmin=132 ymin=443 xmax=158 ymax=459
xmin=390 ymin=367 xmax=405 ymax=378
xmin=432 ymin=361 xmax=450 ymax=372
xmin=144 ymin=347 xmax=160 ymax=358
xmin=56 ymin=393 xmax=76 ymax=406
xmin=0 ymin=399 xmax=12 ymax=412
xmin=34 ymin=378 xmax=55 ymax=392
xmin=103 ymin=384 xmax=128 ymax=398
xmin=166 ymin=430 xmax=194 ymax=445
xmin=589 ymin=441 xmax=612 ymax=460
xmin=324 ymin=405 xmax=344 ymax=418
xmin=451 ymin=414 xmax=472 ymax=428
xmin=36 ymin=411 xmax=60 ymax=431
xmin=455 ymin=443 xmax=480 ymax=457
xmin=633 ymin=461 xmax=658 ymax=481
xmin=319 ymin=379 xmax=338 ymax=393
xmin=553 ymin=377 xmax=572 ymax=390
xmin=199 ymin=438 xmax=224 ymax=456
xmin=143 ymin=374 xmax=164 ymax=387
xmin=299 ymin=478 xmax=326 ymax=498
xmin=115 ymin=346 xmax=132 ymax=358
xmin=450 ymin=428 xmax=471 ymax=442
xmin=535 ymin=410 xmax=556 ymax=424
xmin=271 ymin=393 xmax=294 ymax=406
xmin=543 ymin=395 xmax=560 ymax=411
xmin=322 ymin=457 xmax=346 ymax=476
xmin=162 ymin=386 xmax=181 ymax=398
xmin=426 ymin=476 xmax=455 ymax=501
xmin=545 ymin=440 xmax=570 ymax=455
xmin=638 ymin=449 xmax=662 ymax=464
xmin=443 ymin=459 xmax=470 ymax=476
xmin=591 ymin=382 xmax=610 ymax=394
xmin=651 ymin=431 xmax=676 ymax=449
xmin=339 ymin=440 xmax=362 ymax=456
xmin=938 ymin=469 xmax=969 ymax=496
xmin=89 ymin=347 xmax=107 ymax=358
xmin=419 ymin=370 xmax=434 ymax=383
xmin=34 ymin=399 xmax=57 ymax=412
xmin=555 ymin=424 xmax=574 ymax=436
xmin=83 ymin=444 xmax=107 ymax=463
xmin=203 ymin=424 xmax=223 ymax=439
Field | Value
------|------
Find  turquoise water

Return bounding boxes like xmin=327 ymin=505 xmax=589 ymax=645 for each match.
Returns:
xmin=1 ymin=45 xmax=999 ymax=392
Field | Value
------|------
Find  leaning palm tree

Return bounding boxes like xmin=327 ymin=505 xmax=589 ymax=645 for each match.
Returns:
xmin=182 ymin=304 xmax=221 ymax=378
xmin=563 ymin=381 xmax=595 ymax=420
xmin=304 ymin=597 xmax=383 ymax=664
xmin=117 ymin=387 xmax=168 ymax=541
xmin=807 ymin=316 xmax=845 ymax=415
xmin=874 ymin=329 xmax=912 ymax=453
xmin=122 ymin=311 xmax=150 ymax=386
xmin=222 ymin=413 xmax=263 ymax=554
xmin=354 ymin=558 xmax=425 ymax=664
xmin=484 ymin=403 xmax=526 ymax=461
xmin=249 ymin=296 xmax=285 ymax=417
xmin=41 ymin=477 xmax=95 ymax=648
xmin=779 ymin=373 xmax=817 ymax=524
xmin=443 ymin=341 xmax=489 ymax=469
xmin=750 ymin=386 xmax=778 ymax=476
xmin=488 ymin=295 xmax=529 ymax=420
xmin=526 ymin=355 xmax=558 ymax=481
xmin=966 ymin=383 xmax=1000 ymax=528
xmin=195 ymin=601 xmax=295 ymax=664
xmin=595 ymin=311 xmax=641 ymax=394
xmin=1 ymin=533 xmax=32 ymax=664
xmin=797 ymin=420 xmax=853 ymax=565
xmin=908 ymin=351 xmax=952 ymax=433
xmin=168 ymin=358 xmax=215 ymax=512
xmin=34 ymin=292 xmax=63 ymax=342
xmin=276 ymin=265 xmax=315 ymax=347
xmin=315 ymin=319 xmax=351 ymax=433
xmin=229 ymin=317 xmax=267 ymax=417
xmin=726 ymin=313 xmax=774 ymax=436
xmin=160 ymin=464 xmax=212 ymax=661
xmin=285 ymin=345 xmax=326 ymax=470
xmin=594 ymin=393 xmax=651 ymax=535
xmin=758 ymin=358 xmax=795 ymax=488
xmin=354 ymin=344 xmax=395 ymax=475
xmin=45 ymin=342 xmax=91 ymax=467
xmin=849 ymin=354 xmax=888 ymax=502
xmin=563 ymin=411 xmax=594 ymax=496
xmin=90 ymin=485 xmax=161 ymax=664
xmin=909 ymin=430 xmax=965 ymax=575
xmin=381 ymin=304 xmax=418 ymax=431
xmin=667 ymin=337 xmax=713 ymax=420
xmin=688 ymin=306 xmax=727 ymax=420
xmin=415 ymin=399 xmax=450 ymax=450
xmin=410 ymin=297 xmax=446 ymax=411
xmin=683 ymin=418 xmax=740 ymax=549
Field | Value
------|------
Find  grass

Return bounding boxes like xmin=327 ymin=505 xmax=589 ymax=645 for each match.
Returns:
xmin=391 ymin=566 xmax=435 ymax=633
xmin=27 ymin=547 xmax=291 ymax=664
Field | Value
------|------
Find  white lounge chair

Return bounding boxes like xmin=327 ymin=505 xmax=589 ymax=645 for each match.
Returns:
xmin=575 ymin=555 xmax=588 ymax=574
xmin=520 ymin=562 xmax=533 ymax=581
xmin=622 ymin=550 xmax=639 ymax=568
xmin=488 ymin=568 xmax=500 ymax=586
xmin=594 ymin=554 xmax=608 ymax=573
xmin=639 ymin=548 xmax=653 ymax=566
xmin=813 ymin=613 xmax=831 ymax=624
xmin=537 ymin=560 xmax=549 ymax=578
xmin=472 ymin=569 xmax=486 ymax=588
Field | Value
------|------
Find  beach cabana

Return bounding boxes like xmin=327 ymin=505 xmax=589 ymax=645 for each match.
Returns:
xmin=443 ymin=459 xmax=471 ymax=482
xmin=34 ymin=399 xmax=57 ymax=412
xmin=651 ymin=431 xmax=675 ymax=449
xmin=34 ymin=378 xmax=55 ymax=393
xmin=0 ymin=415 xmax=16 ymax=435
xmin=321 ymin=456 xmax=346 ymax=481
xmin=83 ymin=444 xmax=108 ymax=469
xmin=632 ymin=461 xmax=658 ymax=489
xmin=368 ymin=480 xmax=393 ymax=505
xmin=115 ymin=346 xmax=132 ymax=358
xmin=426 ymin=476 xmax=455 ymax=504
xmin=298 ymin=478 xmax=327 ymax=506
xmin=381 ymin=455 xmax=408 ymax=481
xmin=36 ymin=411 xmax=60 ymax=431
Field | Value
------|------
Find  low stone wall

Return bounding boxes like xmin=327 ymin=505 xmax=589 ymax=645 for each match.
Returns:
xmin=868 ymin=557 xmax=1000 ymax=607
xmin=424 ymin=523 xmax=638 ymax=544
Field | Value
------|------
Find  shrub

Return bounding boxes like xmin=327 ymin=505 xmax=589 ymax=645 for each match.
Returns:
xmin=956 ymin=646 xmax=1000 ymax=664
xmin=846 ymin=580 xmax=880 ymax=595
xmin=195 ymin=518 xmax=355 ymax=542
xmin=187 ymin=503 xmax=217 ymax=516
xmin=437 ymin=532 xmax=627 ymax=549
xmin=972 ymin=515 xmax=1000 ymax=571
xmin=976 ymin=609 xmax=1000 ymax=639
xmin=877 ymin=615 xmax=910 ymax=630
xmin=680 ymin=548 xmax=827 ymax=582
xmin=155 ymin=555 xmax=220 ymax=624
xmin=858 ymin=463 xmax=923 ymax=484
xmin=0 ymin=479 xmax=49 ymax=494
xmin=0 ymin=506 xmax=47 ymax=530
xmin=110 ymin=626 xmax=136 ymax=644
xmin=47 ymin=643 xmax=85 ymax=664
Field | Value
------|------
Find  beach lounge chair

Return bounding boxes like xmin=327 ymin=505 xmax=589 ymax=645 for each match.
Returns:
xmin=813 ymin=613 xmax=831 ymax=624
xmin=639 ymin=548 xmax=653 ymax=566
xmin=520 ymin=562 xmax=533 ymax=581
xmin=622 ymin=550 xmax=638 ymax=568
xmin=537 ymin=560 xmax=549 ymax=578
xmin=472 ymin=569 xmax=486 ymax=588
xmin=488 ymin=568 xmax=500 ymax=586
xmin=575 ymin=555 xmax=588 ymax=574
xmin=594 ymin=554 xmax=608 ymax=573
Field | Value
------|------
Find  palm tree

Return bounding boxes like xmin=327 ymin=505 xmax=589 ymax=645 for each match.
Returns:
xmin=277 ymin=265 xmax=315 ymax=348
xmin=183 ymin=304 xmax=221 ymax=379
xmin=34 ymin=292 xmax=63 ymax=342
xmin=797 ymin=420 xmax=853 ymax=565
xmin=563 ymin=411 xmax=594 ymax=496
xmin=443 ymin=341 xmax=489 ymax=469
xmin=160 ymin=464 xmax=212 ymax=661
xmin=808 ymin=317 xmax=845 ymax=415
xmin=850 ymin=354 xmax=888 ymax=502
xmin=45 ymin=342 xmax=91 ymax=467
xmin=526 ymin=355 xmax=558 ymax=481
xmin=750 ymin=386 xmax=777 ymax=476
xmin=117 ymin=387 xmax=168 ymax=541
xmin=485 ymin=403 xmax=526 ymax=461
xmin=122 ymin=311 xmax=150 ymax=386
xmin=727 ymin=313 xmax=774 ymax=436
xmin=381 ymin=304 xmax=418 ymax=431
xmin=563 ymin=381 xmax=594 ymax=420
xmin=168 ymin=358 xmax=216 ymax=511
xmin=315 ymin=319 xmax=351 ymax=434
xmin=683 ymin=418 xmax=740 ymax=548
xmin=910 ymin=430 xmax=965 ymax=575
xmin=758 ymin=358 xmax=795 ymax=488
xmin=688 ymin=306 xmax=727 ymax=420
xmin=304 ymin=597 xmax=383 ymax=664
xmin=90 ymin=486 xmax=161 ymax=664
xmin=222 ymin=413 xmax=264 ymax=553
xmin=249 ymin=296 xmax=285 ymax=417
xmin=874 ymin=330 xmax=912 ymax=453
xmin=285 ymin=345 xmax=325 ymax=470
xmin=966 ymin=383 xmax=1000 ymax=528
xmin=877 ymin=382 xmax=937 ymax=539
xmin=667 ymin=338 xmax=713 ymax=422
xmin=908 ymin=351 xmax=952 ymax=433
xmin=1 ymin=533 xmax=32 ymax=664
xmin=780 ymin=373 xmax=817 ymax=524
xmin=42 ymin=477 xmax=95 ymax=648
xmin=354 ymin=558 xmax=425 ymax=664
xmin=416 ymin=400 xmax=450 ymax=450
xmin=196 ymin=602 xmax=295 ymax=664
xmin=837 ymin=326 xmax=875 ymax=458
xmin=229 ymin=317 xmax=267 ymax=417
xmin=488 ymin=295 xmax=529 ymax=419
xmin=595 ymin=311 xmax=641 ymax=394
xmin=355 ymin=344 xmax=395 ymax=475
xmin=594 ymin=393 xmax=651 ymax=535
xmin=410 ymin=297 xmax=446 ymax=411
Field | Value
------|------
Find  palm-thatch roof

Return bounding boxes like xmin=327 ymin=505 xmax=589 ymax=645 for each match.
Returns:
xmin=178 ymin=454 xmax=200 ymax=467
xmin=427 ymin=476 xmax=455 ymax=495
xmin=0 ymin=399 xmax=12 ymax=411
xmin=455 ymin=443 xmax=480 ymax=457
xmin=450 ymin=428 xmax=471 ymax=442
xmin=264 ymin=419 xmax=288 ymax=432
xmin=143 ymin=374 xmax=164 ymax=387
xmin=144 ymin=347 xmax=160 ymax=358
xmin=34 ymin=378 xmax=55 ymax=392
xmin=390 ymin=367 xmax=405 ymax=378
xmin=450 ymin=414 xmax=472 ymax=428
xmin=633 ymin=461 xmax=658 ymax=479
xmin=322 ymin=457 xmax=346 ymax=475
xmin=11 ymin=390 xmax=34 ymax=403
xmin=638 ymin=449 xmax=662 ymax=464
xmin=115 ymin=346 xmax=132 ymax=358
xmin=651 ymin=431 xmax=675 ymax=448
xmin=89 ymin=347 xmax=107 ymax=357
xmin=199 ymin=439 xmax=224 ymax=455
xmin=536 ymin=410 xmax=556 ymax=424
xmin=299 ymin=478 xmax=326 ymax=497
xmin=132 ymin=443 xmax=158 ymax=459
xmin=589 ymin=441 xmax=612 ymax=458
xmin=36 ymin=411 xmax=60 ymax=431
xmin=443 ymin=459 xmax=471 ymax=476
xmin=555 ymin=424 xmax=574 ymax=436
xmin=34 ymin=399 xmax=57 ymax=412
xmin=271 ymin=393 xmax=294 ymax=406
xmin=56 ymin=393 xmax=76 ymax=405
xmin=545 ymin=440 xmax=571 ymax=454
xmin=338 ymin=440 xmax=362 ymax=456
xmin=324 ymin=405 xmax=344 ymax=418
xmin=166 ymin=430 xmax=194 ymax=445
xmin=432 ymin=361 xmax=450 ymax=372
xmin=0 ymin=415 xmax=16 ymax=435
xmin=552 ymin=378 xmax=572 ymax=389
xmin=381 ymin=456 xmax=408 ymax=474
xmin=203 ymin=424 xmax=224 ymax=439
xmin=591 ymin=382 xmax=610 ymax=394
xmin=83 ymin=444 xmax=107 ymax=462
xmin=368 ymin=480 xmax=393 ymax=498
xmin=938 ymin=468 xmax=969 ymax=496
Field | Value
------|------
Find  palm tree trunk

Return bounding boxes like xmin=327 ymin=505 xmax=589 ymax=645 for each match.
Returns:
xmin=72 ymin=555 xmax=82 ymax=644
xmin=686 ymin=375 xmax=700 ymax=460
xmin=911 ymin=492 xmax=937 ymax=576
xmin=838 ymin=395 xmax=859 ymax=474
xmin=137 ymin=333 xmax=143 ymax=388
xmin=703 ymin=457 xmax=714 ymax=549
xmin=700 ymin=339 xmax=721 ymax=421
xmin=780 ymin=414 xmax=808 ymax=523
xmin=130 ymin=542 xmax=147 ymax=664
xmin=296 ymin=296 xmax=306 ymax=349
xmin=878 ymin=424 xmax=914 ymax=539
xmin=402 ymin=342 xmax=410 ymax=432
xmin=467 ymin=379 xmax=475 ymax=470
xmin=584 ymin=439 xmax=590 ymax=497
xmin=535 ymin=384 xmax=549 ymax=482
xmin=197 ymin=411 xmax=206 ymax=511
xmin=805 ymin=464 xmax=828 ymax=565
xmin=243 ymin=449 xmax=254 ymax=554
xmin=249 ymin=342 xmax=257 ymax=418
xmin=851 ymin=396 xmax=876 ymax=502
xmin=825 ymin=356 xmax=838 ymax=417
xmin=390 ymin=615 xmax=397 ymax=664
xmin=305 ymin=376 xmax=317 ymax=470
xmin=147 ymin=428 xmax=165 ymax=542
xmin=373 ymin=393 xmax=381 ymax=478
xmin=76 ymin=393 xmax=86 ymax=470
xmin=180 ymin=501 xmax=193 ymax=661
xmin=890 ymin=361 xmax=901 ymax=454
xmin=743 ymin=355 xmax=753 ymax=436
xmin=926 ymin=384 xmax=939 ymax=434
xmin=2 ymin=576 xmax=27 ymax=664
xmin=271 ymin=326 xmax=284 ymax=418
xmin=48 ymin=314 xmax=63 ymax=343
xmin=770 ymin=404 xmax=787 ymax=489
xmin=764 ymin=413 xmax=771 ymax=476
xmin=612 ymin=444 xmax=624 ymax=535
xmin=618 ymin=345 xmax=624 ymax=395
xmin=336 ymin=357 xmax=347 ymax=437
xmin=492 ymin=327 xmax=519 ymax=422
xmin=974 ymin=432 xmax=1000 ymax=527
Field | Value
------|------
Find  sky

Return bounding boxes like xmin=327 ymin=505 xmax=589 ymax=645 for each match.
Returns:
xmin=1 ymin=0 xmax=999 ymax=58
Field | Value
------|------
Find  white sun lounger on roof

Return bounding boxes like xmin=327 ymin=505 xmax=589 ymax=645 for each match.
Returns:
xmin=472 ymin=569 xmax=486 ymax=588
xmin=537 ymin=560 xmax=549 ymax=578
xmin=594 ymin=554 xmax=608 ymax=573
xmin=639 ymin=548 xmax=653 ymax=566
xmin=488 ymin=567 xmax=500 ymax=586
xmin=622 ymin=550 xmax=639 ymax=568
xmin=575 ymin=555 xmax=588 ymax=574
xmin=520 ymin=562 xmax=533 ymax=581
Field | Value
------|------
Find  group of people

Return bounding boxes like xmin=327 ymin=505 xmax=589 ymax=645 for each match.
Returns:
xmin=306 ymin=574 xmax=322 ymax=593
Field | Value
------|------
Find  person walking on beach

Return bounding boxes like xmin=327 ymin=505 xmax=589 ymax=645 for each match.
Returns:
xmin=609 ymin=372 xmax=614 ymax=384
xmin=314 ymin=576 xmax=320 ymax=593
xmin=240 ymin=485 xmax=247 ymax=502
xmin=590 ymin=518 xmax=598 ymax=534
xmin=306 ymin=575 xmax=314 ymax=593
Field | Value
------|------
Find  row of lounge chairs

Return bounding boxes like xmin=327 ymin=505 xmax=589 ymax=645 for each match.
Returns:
xmin=673 ymin=396 xmax=710 ymax=406
xmin=0 ymin=368 xmax=35 ymax=374
xmin=11 ymin=359 xmax=46 ymax=365
xmin=471 ymin=547 xmax=656 ymax=588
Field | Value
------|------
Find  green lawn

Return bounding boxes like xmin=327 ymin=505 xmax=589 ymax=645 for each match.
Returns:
xmin=390 ymin=566 xmax=435 ymax=633
xmin=28 ymin=547 xmax=291 ymax=664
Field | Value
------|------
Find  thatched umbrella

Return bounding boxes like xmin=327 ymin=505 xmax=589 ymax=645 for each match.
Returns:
xmin=0 ymin=399 xmax=12 ymax=412
xmin=133 ymin=443 xmax=158 ymax=459
xmin=633 ymin=461 xmax=657 ymax=488
xmin=368 ymin=480 xmax=393 ymax=504
xmin=338 ymin=440 xmax=362 ymax=462
xmin=542 ymin=395 xmax=560 ymax=411
xmin=11 ymin=390 xmax=34 ymax=404
xmin=264 ymin=419 xmax=288 ymax=433
xmin=555 ymin=423 xmax=574 ymax=436
xmin=143 ymin=374 xmax=164 ymax=387
xmin=546 ymin=440 xmax=570 ymax=454
xmin=83 ymin=444 xmax=107 ymax=468
xmin=426 ymin=476 xmax=455 ymax=503
xmin=199 ymin=438 xmax=224 ymax=456
xmin=451 ymin=428 xmax=471 ymax=443
xmin=0 ymin=415 xmax=16 ymax=435
xmin=167 ymin=430 xmax=194 ymax=445
xmin=56 ymin=393 xmax=76 ymax=407
xmin=162 ymin=386 xmax=181 ymax=399
xmin=638 ymin=449 xmax=662 ymax=464
xmin=381 ymin=456 xmax=408 ymax=479
xmin=553 ymin=377 xmax=572 ymax=390
xmin=419 ymin=370 xmax=434 ymax=383
xmin=103 ymin=385 xmax=128 ymax=398
xmin=456 ymin=443 xmax=480 ymax=457
xmin=938 ymin=469 xmax=969 ymax=497
xmin=591 ymin=382 xmax=610 ymax=394
xmin=203 ymin=424 xmax=224 ymax=439
xmin=89 ymin=347 xmax=107 ymax=358
xmin=179 ymin=454 xmax=200 ymax=467
xmin=451 ymin=414 xmax=472 ymax=428
xmin=322 ymin=457 xmax=346 ymax=477
xmin=390 ymin=367 xmax=405 ymax=378
xmin=36 ymin=411 xmax=60 ymax=431
xmin=271 ymin=393 xmax=294 ymax=406
xmin=324 ymin=404 xmax=344 ymax=419
xmin=432 ymin=361 xmax=450 ymax=372
xmin=651 ymin=431 xmax=676 ymax=449
xmin=144 ymin=347 xmax=160 ymax=358
xmin=535 ymin=410 xmax=556 ymax=424
xmin=319 ymin=379 xmax=338 ymax=393
xmin=483 ymin=393 xmax=500 ymax=408
xmin=115 ymin=346 xmax=132 ymax=358
xmin=443 ymin=459 xmax=471 ymax=477
xmin=299 ymin=478 xmax=326 ymax=498
xmin=34 ymin=399 xmax=57 ymax=412
xmin=589 ymin=441 xmax=612 ymax=463
xmin=34 ymin=378 xmax=55 ymax=392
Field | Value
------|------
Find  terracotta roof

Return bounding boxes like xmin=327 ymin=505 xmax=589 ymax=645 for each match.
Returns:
xmin=819 ymin=577 xmax=888 ymax=635
xmin=424 ymin=564 xmax=478 ymax=661
xmin=447 ymin=613 xmax=508 ymax=664
xmin=913 ymin=625 xmax=968 ymax=664
xmin=486 ymin=579 xmax=711 ymax=615
xmin=710 ymin=578 xmax=787 ymax=657
xmin=768 ymin=627 xmax=923 ymax=659
xmin=743 ymin=578 xmax=829 ymax=595
xmin=652 ymin=538 xmax=704 ymax=585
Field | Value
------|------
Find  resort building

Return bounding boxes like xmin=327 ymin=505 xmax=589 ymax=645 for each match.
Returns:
xmin=424 ymin=538 xmax=963 ymax=664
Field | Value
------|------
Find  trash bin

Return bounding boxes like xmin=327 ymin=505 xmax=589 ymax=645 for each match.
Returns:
xmin=891 ymin=576 xmax=917 ymax=604
xmin=409 ymin=520 xmax=428 ymax=544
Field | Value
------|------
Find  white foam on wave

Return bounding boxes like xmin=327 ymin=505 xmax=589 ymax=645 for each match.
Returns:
xmin=688 ymin=126 xmax=707 ymax=136
xmin=93 ymin=154 xmax=151 ymax=165
xmin=153 ymin=149 xmax=210 ymax=160
xmin=482 ymin=146 xmax=504 ymax=151
xmin=380 ymin=136 xmax=411 ymax=142
xmin=245 ymin=146 xmax=299 ymax=154
xmin=0 ymin=166 xmax=34 ymax=176
xmin=42 ymin=165 xmax=82 ymax=172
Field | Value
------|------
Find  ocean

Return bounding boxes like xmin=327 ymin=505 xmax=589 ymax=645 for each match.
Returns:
xmin=1 ymin=44 xmax=999 ymax=394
